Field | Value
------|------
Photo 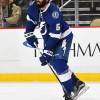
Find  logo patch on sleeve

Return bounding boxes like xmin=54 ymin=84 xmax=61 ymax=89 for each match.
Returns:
xmin=52 ymin=11 xmax=59 ymax=19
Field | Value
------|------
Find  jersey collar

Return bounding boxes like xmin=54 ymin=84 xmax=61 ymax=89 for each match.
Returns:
xmin=41 ymin=2 xmax=50 ymax=13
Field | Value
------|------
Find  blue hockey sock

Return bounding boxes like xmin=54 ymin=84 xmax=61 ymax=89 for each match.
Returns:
xmin=61 ymin=77 xmax=74 ymax=94
xmin=50 ymin=59 xmax=74 ymax=94
xmin=57 ymin=69 xmax=74 ymax=94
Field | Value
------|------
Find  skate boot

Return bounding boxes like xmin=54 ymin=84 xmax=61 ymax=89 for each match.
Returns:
xmin=72 ymin=80 xmax=89 ymax=100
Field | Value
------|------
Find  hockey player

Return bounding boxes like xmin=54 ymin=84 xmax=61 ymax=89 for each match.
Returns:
xmin=24 ymin=0 xmax=89 ymax=99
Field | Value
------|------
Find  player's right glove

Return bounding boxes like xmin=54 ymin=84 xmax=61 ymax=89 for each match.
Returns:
xmin=24 ymin=32 xmax=38 ymax=48
xmin=39 ymin=50 xmax=53 ymax=66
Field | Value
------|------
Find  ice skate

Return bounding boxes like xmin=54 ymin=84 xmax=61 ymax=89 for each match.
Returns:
xmin=72 ymin=80 xmax=89 ymax=100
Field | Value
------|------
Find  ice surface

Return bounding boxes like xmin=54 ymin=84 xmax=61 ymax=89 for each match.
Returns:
xmin=0 ymin=82 xmax=99 ymax=100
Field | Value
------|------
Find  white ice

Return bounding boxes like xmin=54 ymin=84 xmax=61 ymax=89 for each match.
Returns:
xmin=0 ymin=82 xmax=99 ymax=100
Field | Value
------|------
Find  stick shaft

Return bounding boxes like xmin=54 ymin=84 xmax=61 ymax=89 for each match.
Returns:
xmin=59 ymin=0 xmax=72 ymax=10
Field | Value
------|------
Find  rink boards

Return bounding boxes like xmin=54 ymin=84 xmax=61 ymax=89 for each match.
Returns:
xmin=0 ymin=27 xmax=100 ymax=82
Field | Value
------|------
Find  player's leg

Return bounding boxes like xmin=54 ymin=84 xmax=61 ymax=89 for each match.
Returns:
xmin=61 ymin=33 xmax=89 ymax=99
xmin=50 ymin=33 xmax=89 ymax=100
xmin=50 ymin=59 xmax=74 ymax=100
xmin=50 ymin=33 xmax=74 ymax=99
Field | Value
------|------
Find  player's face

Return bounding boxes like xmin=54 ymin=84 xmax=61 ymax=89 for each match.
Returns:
xmin=36 ymin=0 xmax=47 ymax=8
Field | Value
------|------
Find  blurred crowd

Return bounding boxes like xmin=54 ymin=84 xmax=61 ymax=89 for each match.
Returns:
xmin=0 ymin=0 xmax=35 ymax=27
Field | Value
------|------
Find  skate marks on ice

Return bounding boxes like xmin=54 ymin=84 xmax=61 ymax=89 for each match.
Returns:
xmin=0 ymin=82 xmax=99 ymax=100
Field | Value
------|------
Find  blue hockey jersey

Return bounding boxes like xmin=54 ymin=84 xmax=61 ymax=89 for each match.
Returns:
xmin=25 ymin=1 xmax=72 ymax=50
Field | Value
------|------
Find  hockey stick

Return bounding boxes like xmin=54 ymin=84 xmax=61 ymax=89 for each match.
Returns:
xmin=59 ymin=0 xmax=72 ymax=10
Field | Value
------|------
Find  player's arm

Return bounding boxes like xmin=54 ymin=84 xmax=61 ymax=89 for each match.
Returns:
xmin=25 ymin=14 xmax=37 ymax=33
xmin=44 ymin=12 xmax=71 ymax=50
xmin=24 ymin=7 xmax=38 ymax=48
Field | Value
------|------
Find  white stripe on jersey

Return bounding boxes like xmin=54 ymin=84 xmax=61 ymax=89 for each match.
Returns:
xmin=49 ymin=33 xmax=61 ymax=39
xmin=49 ymin=28 xmax=72 ymax=39
xmin=27 ymin=15 xmax=37 ymax=25
xmin=61 ymin=28 xmax=72 ymax=39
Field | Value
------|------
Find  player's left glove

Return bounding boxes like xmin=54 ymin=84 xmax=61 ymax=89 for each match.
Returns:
xmin=39 ymin=50 xmax=53 ymax=66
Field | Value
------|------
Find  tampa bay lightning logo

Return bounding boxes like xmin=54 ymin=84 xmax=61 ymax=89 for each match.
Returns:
xmin=40 ymin=22 xmax=47 ymax=35
xmin=52 ymin=11 xmax=59 ymax=19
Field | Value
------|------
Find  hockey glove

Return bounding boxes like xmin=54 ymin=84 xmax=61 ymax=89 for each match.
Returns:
xmin=39 ymin=50 xmax=53 ymax=66
xmin=24 ymin=32 xmax=38 ymax=48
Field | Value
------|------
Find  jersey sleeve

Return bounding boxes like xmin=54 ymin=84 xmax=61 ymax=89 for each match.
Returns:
xmin=25 ymin=5 xmax=38 ymax=33
xmin=44 ymin=10 xmax=62 ymax=50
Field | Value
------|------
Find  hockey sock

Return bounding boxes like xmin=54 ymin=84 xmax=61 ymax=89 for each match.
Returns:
xmin=61 ymin=71 xmax=74 ymax=94
xmin=50 ymin=59 xmax=74 ymax=94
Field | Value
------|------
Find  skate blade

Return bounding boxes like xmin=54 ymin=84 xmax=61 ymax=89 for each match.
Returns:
xmin=73 ymin=85 xmax=90 ymax=100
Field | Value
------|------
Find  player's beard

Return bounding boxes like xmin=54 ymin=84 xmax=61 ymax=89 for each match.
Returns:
xmin=36 ymin=0 xmax=48 ymax=8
